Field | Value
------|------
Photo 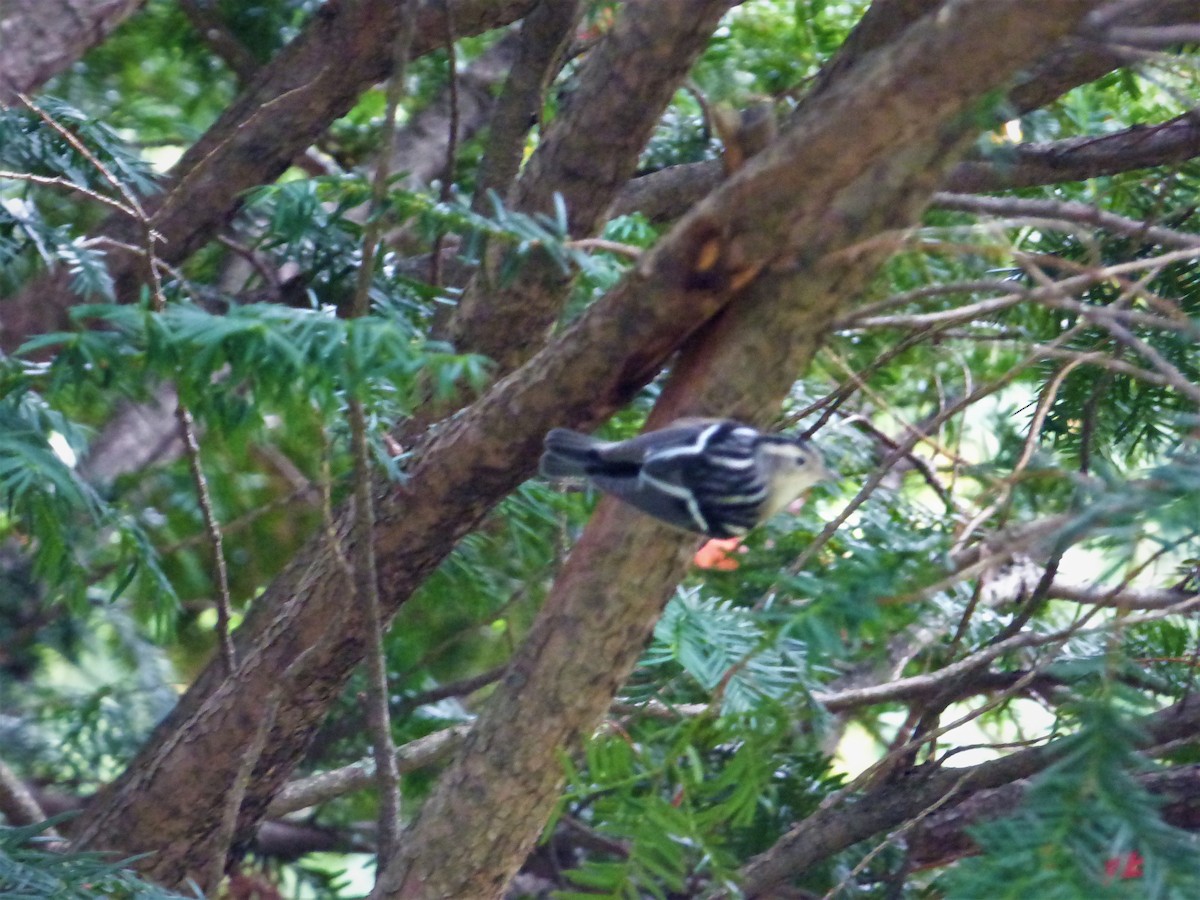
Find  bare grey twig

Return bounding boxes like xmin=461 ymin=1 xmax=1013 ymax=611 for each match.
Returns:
xmin=345 ymin=6 xmax=417 ymax=867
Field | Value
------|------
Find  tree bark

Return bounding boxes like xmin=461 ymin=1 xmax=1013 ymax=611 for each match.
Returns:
xmin=906 ymin=764 xmax=1200 ymax=871
xmin=388 ymin=31 xmax=527 ymax=190
xmin=470 ymin=0 xmax=584 ymax=209
xmin=0 ymin=0 xmax=536 ymax=353
xmin=371 ymin=1 xmax=1103 ymax=896
xmin=737 ymin=696 xmax=1200 ymax=896
xmin=614 ymin=111 xmax=1200 ymax=224
xmin=0 ymin=0 xmax=145 ymax=103
xmin=71 ymin=0 xmax=1099 ymax=892
xmin=610 ymin=0 xmax=1200 ymax=224
xmin=445 ymin=0 xmax=742 ymax=374
xmin=943 ymin=107 xmax=1200 ymax=192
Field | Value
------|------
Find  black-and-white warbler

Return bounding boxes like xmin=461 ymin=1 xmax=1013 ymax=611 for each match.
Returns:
xmin=540 ymin=418 xmax=829 ymax=538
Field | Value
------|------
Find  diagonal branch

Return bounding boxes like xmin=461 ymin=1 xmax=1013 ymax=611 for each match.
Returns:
xmin=470 ymin=0 xmax=584 ymax=210
xmin=944 ymin=106 xmax=1200 ymax=193
xmin=613 ymin=0 xmax=1200 ymax=227
xmin=736 ymin=694 xmax=1200 ymax=896
xmin=71 ymin=0 xmax=1103 ymax=891
xmin=907 ymin=764 xmax=1200 ymax=870
xmin=370 ymin=2 xmax=1104 ymax=896
xmin=445 ymin=0 xmax=741 ymax=372
xmin=615 ymin=109 xmax=1200 ymax=225
xmin=0 ymin=0 xmax=538 ymax=353
xmin=0 ymin=0 xmax=145 ymax=103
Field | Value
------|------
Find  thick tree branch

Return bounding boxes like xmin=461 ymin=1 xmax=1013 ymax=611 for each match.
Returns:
xmin=0 ymin=0 xmax=537 ymax=353
xmin=470 ymin=0 xmax=583 ymax=209
xmin=612 ymin=0 xmax=1200 ymax=226
xmin=944 ymin=107 xmax=1200 ymax=193
xmin=0 ymin=0 xmax=146 ymax=104
xmin=736 ymin=695 xmax=1200 ymax=896
xmin=615 ymin=110 xmax=1200 ymax=225
xmin=445 ymin=0 xmax=739 ymax=372
xmin=72 ymin=35 xmax=524 ymax=488
xmin=907 ymin=764 xmax=1200 ymax=870
xmin=70 ymin=0 xmax=1100 ymax=890
xmin=370 ymin=2 xmax=1103 ymax=897
xmin=1008 ymin=0 xmax=1200 ymax=115
xmin=608 ymin=0 xmax=951 ymax=226
xmin=389 ymin=30 xmax=525 ymax=190
xmin=177 ymin=0 xmax=260 ymax=84
xmin=450 ymin=0 xmax=946 ymax=367
xmin=805 ymin=0 xmax=943 ymax=99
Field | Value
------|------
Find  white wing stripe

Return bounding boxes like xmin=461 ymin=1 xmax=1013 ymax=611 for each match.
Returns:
xmin=640 ymin=470 xmax=710 ymax=533
xmin=646 ymin=421 xmax=727 ymax=464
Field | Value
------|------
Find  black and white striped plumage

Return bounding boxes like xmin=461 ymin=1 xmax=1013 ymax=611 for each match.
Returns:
xmin=540 ymin=418 xmax=827 ymax=538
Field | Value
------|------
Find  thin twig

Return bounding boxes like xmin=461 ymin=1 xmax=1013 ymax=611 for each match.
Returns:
xmin=269 ymin=725 xmax=472 ymax=817
xmin=822 ymin=347 xmax=971 ymax=467
xmin=932 ymin=192 xmax=1200 ymax=251
xmin=845 ymin=246 xmax=1200 ymax=331
xmin=900 ymin=574 xmax=1200 ymax=777
xmin=820 ymin=771 xmax=972 ymax=900
xmin=346 ymin=7 xmax=416 ymax=866
xmin=790 ymin=329 xmax=941 ymax=430
xmin=395 ymin=664 xmax=508 ymax=714
xmin=953 ymin=356 xmax=1086 ymax=552
xmin=563 ymin=237 xmax=644 ymax=259
xmin=777 ymin=338 xmax=1070 ymax=588
xmin=17 ymin=95 xmax=145 ymax=211
xmin=21 ymin=93 xmax=239 ymax=674
xmin=834 ymin=412 xmax=961 ymax=514
xmin=1093 ymin=315 xmax=1200 ymax=408
xmin=835 ymin=278 xmax=1019 ymax=324
xmin=0 ymin=170 xmax=137 ymax=217
xmin=429 ymin=5 xmax=460 ymax=289
xmin=176 ymin=404 xmax=237 ymax=674
xmin=0 ymin=755 xmax=62 ymax=844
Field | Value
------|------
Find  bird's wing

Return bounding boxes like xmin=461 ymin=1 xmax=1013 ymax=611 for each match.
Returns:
xmin=640 ymin=422 xmax=766 ymax=536
xmin=592 ymin=418 xmax=730 ymax=465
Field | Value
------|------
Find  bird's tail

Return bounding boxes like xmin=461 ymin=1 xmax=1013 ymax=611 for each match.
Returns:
xmin=540 ymin=428 xmax=604 ymax=477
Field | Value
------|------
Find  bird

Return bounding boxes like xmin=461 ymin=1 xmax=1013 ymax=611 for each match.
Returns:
xmin=540 ymin=418 xmax=829 ymax=538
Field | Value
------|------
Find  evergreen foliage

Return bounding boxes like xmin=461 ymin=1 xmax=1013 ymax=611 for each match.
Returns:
xmin=0 ymin=0 xmax=1198 ymax=897
xmin=0 ymin=820 xmax=189 ymax=899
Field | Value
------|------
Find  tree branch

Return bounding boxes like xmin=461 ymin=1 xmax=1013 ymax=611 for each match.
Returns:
xmin=943 ymin=107 xmax=1200 ymax=193
xmin=933 ymin=190 xmax=1200 ymax=249
xmin=0 ymin=0 xmax=145 ymax=103
xmin=614 ymin=0 xmax=1200 ymax=228
xmin=0 ymin=755 xmax=57 ymax=836
xmin=445 ymin=0 xmax=740 ymax=372
xmin=614 ymin=110 xmax=1200 ymax=225
xmin=370 ymin=2 xmax=1103 ymax=896
xmin=907 ymin=764 xmax=1200 ymax=869
xmin=388 ymin=31 xmax=525 ymax=191
xmin=345 ymin=9 xmax=417 ymax=867
xmin=69 ymin=0 xmax=1104 ymax=889
xmin=268 ymin=726 xmax=470 ymax=817
xmin=177 ymin=0 xmax=260 ymax=84
xmin=0 ymin=0 xmax=538 ymax=353
xmin=736 ymin=695 xmax=1200 ymax=896
xmin=470 ymin=0 xmax=583 ymax=210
